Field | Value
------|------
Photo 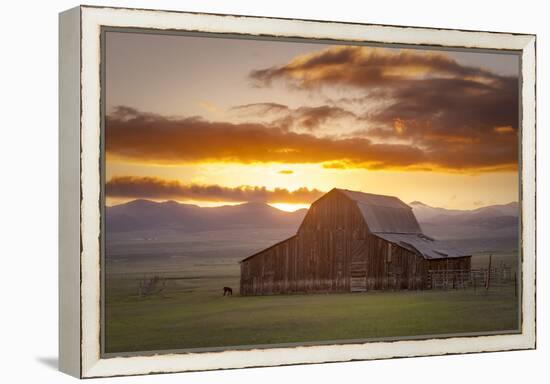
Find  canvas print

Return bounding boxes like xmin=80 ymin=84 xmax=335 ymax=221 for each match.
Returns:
xmin=103 ymin=30 xmax=521 ymax=355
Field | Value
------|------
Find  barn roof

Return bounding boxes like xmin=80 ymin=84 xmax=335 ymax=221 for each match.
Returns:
xmin=240 ymin=235 xmax=297 ymax=263
xmin=335 ymin=189 xmax=422 ymax=234
xmin=335 ymin=189 xmax=469 ymax=259
xmin=241 ymin=189 xmax=470 ymax=262
xmin=336 ymin=189 xmax=410 ymax=209
xmin=374 ymin=233 xmax=471 ymax=259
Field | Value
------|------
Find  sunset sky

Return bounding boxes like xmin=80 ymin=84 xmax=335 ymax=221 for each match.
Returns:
xmin=105 ymin=31 xmax=520 ymax=211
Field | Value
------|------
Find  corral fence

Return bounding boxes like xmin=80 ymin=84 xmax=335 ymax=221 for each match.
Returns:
xmin=427 ymin=265 xmax=516 ymax=293
xmin=106 ymin=271 xmax=188 ymax=298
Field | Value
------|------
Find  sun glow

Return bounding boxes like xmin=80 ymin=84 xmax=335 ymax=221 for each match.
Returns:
xmin=176 ymin=200 xmax=244 ymax=208
xmin=269 ymin=203 xmax=311 ymax=212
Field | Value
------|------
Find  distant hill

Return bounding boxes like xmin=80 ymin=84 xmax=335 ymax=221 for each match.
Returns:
xmin=106 ymin=199 xmax=307 ymax=233
xmin=106 ymin=199 xmax=520 ymax=256
xmin=410 ymin=201 xmax=519 ymax=243
xmin=107 ymin=198 xmax=519 ymax=249
xmin=108 ymin=199 xmax=519 ymax=238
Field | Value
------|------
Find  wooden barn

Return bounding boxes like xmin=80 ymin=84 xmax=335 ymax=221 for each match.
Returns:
xmin=240 ymin=188 xmax=471 ymax=295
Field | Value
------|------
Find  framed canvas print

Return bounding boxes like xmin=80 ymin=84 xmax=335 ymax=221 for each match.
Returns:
xmin=59 ymin=5 xmax=536 ymax=378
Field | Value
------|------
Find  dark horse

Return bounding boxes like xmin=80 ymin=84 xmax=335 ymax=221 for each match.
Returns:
xmin=223 ymin=286 xmax=233 ymax=296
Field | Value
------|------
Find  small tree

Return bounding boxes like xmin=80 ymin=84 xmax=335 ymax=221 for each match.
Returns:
xmin=138 ymin=275 xmax=166 ymax=297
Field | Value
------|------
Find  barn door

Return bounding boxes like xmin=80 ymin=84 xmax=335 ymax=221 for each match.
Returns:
xmin=350 ymin=239 xmax=367 ymax=292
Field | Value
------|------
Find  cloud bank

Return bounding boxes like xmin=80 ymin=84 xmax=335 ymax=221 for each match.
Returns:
xmin=106 ymin=176 xmax=324 ymax=203
xmin=106 ymin=106 xmax=427 ymax=170
xmin=106 ymin=104 xmax=515 ymax=172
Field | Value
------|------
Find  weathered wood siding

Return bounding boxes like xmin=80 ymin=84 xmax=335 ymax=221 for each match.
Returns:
xmin=360 ymin=235 xmax=470 ymax=290
xmin=241 ymin=191 xmax=367 ymax=295
xmin=240 ymin=189 xmax=472 ymax=295
xmin=361 ymin=234 xmax=424 ymax=290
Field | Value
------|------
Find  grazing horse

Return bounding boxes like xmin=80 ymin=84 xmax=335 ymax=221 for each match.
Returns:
xmin=223 ymin=286 xmax=233 ymax=296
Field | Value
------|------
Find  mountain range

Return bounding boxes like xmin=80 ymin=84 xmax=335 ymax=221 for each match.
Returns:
xmin=410 ymin=201 xmax=518 ymax=241
xmin=107 ymin=199 xmax=519 ymax=242
xmin=106 ymin=199 xmax=307 ymax=233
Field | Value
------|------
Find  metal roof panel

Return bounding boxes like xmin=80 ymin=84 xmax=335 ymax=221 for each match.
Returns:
xmin=374 ymin=233 xmax=471 ymax=259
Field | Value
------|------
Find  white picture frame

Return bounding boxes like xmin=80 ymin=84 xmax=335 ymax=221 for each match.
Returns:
xmin=59 ymin=5 xmax=536 ymax=378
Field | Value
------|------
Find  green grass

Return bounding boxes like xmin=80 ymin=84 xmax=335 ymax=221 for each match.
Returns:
xmin=105 ymin=270 xmax=519 ymax=353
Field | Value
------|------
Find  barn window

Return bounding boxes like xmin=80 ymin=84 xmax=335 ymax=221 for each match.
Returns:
xmin=387 ymin=244 xmax=392 ymax=263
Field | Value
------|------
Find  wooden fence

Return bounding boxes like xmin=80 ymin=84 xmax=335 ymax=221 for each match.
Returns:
xmin=427 ymin=266 xmax=515 ymax=290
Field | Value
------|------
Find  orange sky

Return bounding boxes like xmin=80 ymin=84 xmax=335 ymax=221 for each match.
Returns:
xmin=105 ymin=32 xmax=520 ymax=211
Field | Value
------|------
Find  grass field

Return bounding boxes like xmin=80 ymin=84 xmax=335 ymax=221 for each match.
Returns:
xmin=105 ymin=248 xmax=520 ymax=353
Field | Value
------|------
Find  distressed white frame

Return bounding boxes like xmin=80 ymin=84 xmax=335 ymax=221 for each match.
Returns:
xmin=60 ymin=5 xmax=536 ymax=378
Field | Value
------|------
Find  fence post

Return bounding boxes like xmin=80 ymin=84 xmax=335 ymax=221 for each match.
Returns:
xmin=485 ymin=254 xmax=492 ymax=290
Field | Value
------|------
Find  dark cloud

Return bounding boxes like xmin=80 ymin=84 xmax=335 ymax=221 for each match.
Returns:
xmin=290 ymin=105 xmax=358 ymax=131
xmin=368 ymin=76 xmax=519 ymax=171
xmin=248 ymin=46 xmax=519 ymax=172
xmin=250 ymin=46 xmax=503 ymax=89
xmin=106 ymin=176 xmax=324 ymax=203
xmin=230 ymin=102 xmax=290 ymax=115
xmin=106 ymin=106 xmax=427 ymax=170
xmin=231 ymin=102 xmax=359 ymax=131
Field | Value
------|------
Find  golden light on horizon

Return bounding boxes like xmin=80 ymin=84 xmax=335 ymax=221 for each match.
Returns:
xmin=105 ymin=197 xmax=245 ymax=208
xmin=105 ymin=159 xmax=519 ymax=210
xmin=269 ymin=203 xmax=311 ymax=212
xmin=105 ymin=197 xmax=311 ymax=212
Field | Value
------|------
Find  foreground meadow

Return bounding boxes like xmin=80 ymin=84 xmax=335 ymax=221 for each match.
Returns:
xmin=105 ymin=250 xmax=519 ymax=353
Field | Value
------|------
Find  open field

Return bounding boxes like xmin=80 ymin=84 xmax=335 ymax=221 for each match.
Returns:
xmin=106 ymin=276 xmax=519 ymax=353
xmin=104 ymin=231 xmax=520 ymax=353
